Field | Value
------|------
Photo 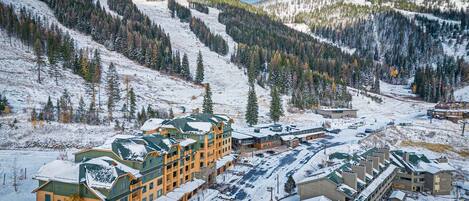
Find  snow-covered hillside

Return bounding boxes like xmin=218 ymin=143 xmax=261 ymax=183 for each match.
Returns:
xmin=131 ymin=0 xmax=271 ymax=120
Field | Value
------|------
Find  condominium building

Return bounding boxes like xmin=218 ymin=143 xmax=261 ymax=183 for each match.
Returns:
xmin=297 ymin=148 xmax=456 ymax=201
xmin=390 ymin=150 xmax=454 ymax=195
xmin=297 ymin=147 xmax=397 ymax=201
xmin=33 ymin=114 xmax=235 ymax=201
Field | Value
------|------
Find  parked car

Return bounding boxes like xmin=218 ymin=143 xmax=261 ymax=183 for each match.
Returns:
xmin=387 ymin=121 xmax=395 ymax=126
xmin=348 ymin=125 xmax=358 ymax=129
xmin=355 ymin=133 xmax=366 ymax=137
xmin=365 ymin=128 xmax=374 ymax=133
xmin=266 ymin=150 xmax=276 ymax=155
xmin=255 ymin=153 xmax=264 ymax=158
xmin=328 ymin=129 xmax=341 ymax=134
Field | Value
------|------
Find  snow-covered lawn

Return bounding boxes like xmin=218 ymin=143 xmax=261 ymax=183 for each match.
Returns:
xmin=0 ymin=150 xmax=72 ymax=201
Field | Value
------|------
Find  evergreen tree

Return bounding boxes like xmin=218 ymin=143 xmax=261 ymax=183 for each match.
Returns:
xmin=106 ymin=63 xmax=120 ymax=103
xmin=43 ymin=96 xmax=55 ymax=121
xmin=169 ymin=107 xmax=174 ymax=119
xmin=195 ymin=51 xmax=204 ymax=84
xmin=129 ymin=87 xmax=137 ymax=120
xmin=269 ymin=87 xmax=283 ymax=123
xmin=87 ymin=98 xmax=98 ymax=125
xmin=245 ymin=86 xmax=258 ymax=126
xmin=77 ymin=96 xmax=86 ymax=123
xmin=181 ymin=53 xmax=191 ymax=80
xmin=284 ymin=175 xmax=296 ymax=194
xmin=106 ymin=63 xmax=120 ymax=121
xmin=202 ymin=84 xmax=213 ymax=114
xmin=31 ymin=108 xmax=37 ymax=122
xmin=34 ymin=38 xmax=44 ymax=83
xmin=147 ymin=105 xmax=156 ymax=118
xmin=138 ymin=106 xmax=147 ymax=125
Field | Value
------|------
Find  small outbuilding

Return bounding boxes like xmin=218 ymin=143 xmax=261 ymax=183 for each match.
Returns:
xmin=316 ymin=108 xmax=358 ymax=119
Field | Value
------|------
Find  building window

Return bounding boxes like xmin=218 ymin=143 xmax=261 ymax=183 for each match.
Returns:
xmin=149 ymin=182 xmax=154 ymax=190
xmin=142 ymin=185 xmax=147 ymax=193
xmin=200 ymin=162 xmax=204 ymax=168
xmin=149 ymin=194 xmax=154 ymax=201
xmin=157 ymin=189 xmax=163 ymax=197
xmin=173 ymin=182 xmax=177 ymax=187
xmin=142 ymin=198 xmax=147 ymax=201
xmin=158 ymin=178 xmax=163 ymax=186
xmin=120 ymin=197 xmax=128 ymax=201
xmin=45 ymin=195 xmax=51 ymax=201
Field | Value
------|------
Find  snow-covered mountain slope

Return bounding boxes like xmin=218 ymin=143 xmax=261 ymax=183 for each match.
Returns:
xmin=131 ymin=0 xmax=271 ymax=120
xmin=1 ymin=0 xmax=201 ymax=111
xmin=0 ymin=0 xmax=203 ymax=148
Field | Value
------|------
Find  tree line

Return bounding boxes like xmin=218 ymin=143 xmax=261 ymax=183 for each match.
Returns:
xmin=0 ymin=3 xmax=103 ymax=85
xmin=310 ymin=9 xmax=469 ymax=102
xmin=170 ymin=0 xmax=229 ymax=55
xmin=190 ymin=17 xmax=228 ymax=55
xmin=413 ymin=58 xmax=468 ymax=102
xmin=216 ymin=4 xmax=357 ymax=109
xmin=189 ymin=2 xmax=209 ymax=14
xmin=168 ymin=0 xmax=192 ymax=22
xmin=41 ymin=0 xmax=195 ymax=80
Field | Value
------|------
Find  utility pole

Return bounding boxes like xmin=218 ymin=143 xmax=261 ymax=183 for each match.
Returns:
xmin=462 ymin=120 xmax=467 ymax=136
xmin=267 ymin=187 xmax=273 ymax=201
xmin=276 ymin=174 xmax=279 ymax=194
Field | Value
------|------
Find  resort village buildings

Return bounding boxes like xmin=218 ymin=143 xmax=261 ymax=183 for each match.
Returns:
xmin=32 ymin=114 xmax=235 ymax=201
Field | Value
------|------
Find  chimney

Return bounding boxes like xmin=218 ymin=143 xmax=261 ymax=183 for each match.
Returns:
xmin=373 ymin=153 xmax=385 ymax=165
xmin=365 ymin=160 xmax=374 ymax=175
xmin=403 ymin=152 xmax=410 ymax=162
xmin=342 ymin=171 xmax=358 ymax=190
xmin=351 ymin=164 xmax=366 ymax=181
xmin=377 ymin=148 xmax=390 ymax=161
xmin=367 ymin=156 xmax=380 ymax=171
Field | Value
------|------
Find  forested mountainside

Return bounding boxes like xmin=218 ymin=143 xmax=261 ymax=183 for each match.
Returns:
xmin=261 ymin=0 xmax=469 ymax=102
xmin=213 ymin=3 xmax=380 ymax=108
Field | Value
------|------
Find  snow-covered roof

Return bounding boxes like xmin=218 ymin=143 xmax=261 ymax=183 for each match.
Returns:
xmin=231 ymin=131 xmax=255 ymax=140
xmin=187 ymin=122 xmax=213 ymax=132
xmin=178 ymin=138 xmax=197 ymax=147
xmin=156 ymin=179 xmax=205 ymax=201
xmin=354 ymin=164 xmax=397 ymax=201
xmin=390 ymin=151 xmax=455 ymax=174
xmin=233 ymin=124 xmax=325 ymax=139
xmin=160 ymin=113 xmax=232 ymax=135
xmin=216 ymin=154 xmax=235 ymax=169
xmin=297 ymin=163 xmax=343 ymax=184
xmin=35 ymin=160 xmax=80 ymax=184
xmin=83 ymin=156 xmax=141 ymax=190
xmin=304 ymin=196 xmax=332 ymax=201
xmin=317 ymin=108 xmax=358 ymax=111
xmin=97 ymin=135 xmax=136 ymax=149
xmin=280 ymin=135 xmax=298 ymax=141
xmin=389 ymin=190 xmax=406 ymax=200
xmin=141 ymin=118 xmax=165 ymax=131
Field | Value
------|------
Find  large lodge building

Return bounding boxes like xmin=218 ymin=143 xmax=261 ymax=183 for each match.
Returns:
xmin=33 ymin=114 xmax=235 ymax=201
